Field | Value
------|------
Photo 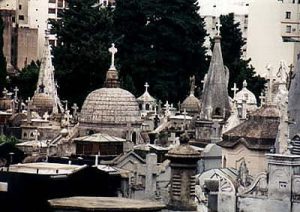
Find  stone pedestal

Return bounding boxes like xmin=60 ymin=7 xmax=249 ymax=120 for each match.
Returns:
xmin=166 ymin=135 xmax=201 ymax=211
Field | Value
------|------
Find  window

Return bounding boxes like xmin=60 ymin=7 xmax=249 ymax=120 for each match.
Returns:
xmin=18 ymin=15 xmax=24 ymax=20
xmin=19 ymin=4 xmax=22 ymax=10
xmin=58 ymin=0 xmax=64 ymax=7
xmin=48 ymin=8 xmax=56 ymax=14
xmin=286 ymin=11 xmax=291 ymax=19
xmin=286 ymin=25 xmax=292 ymax=33
xmin=49 ymin=39 xmax=55 ymax=46
xmin=49 ymin=0 xmax=56 ymax=3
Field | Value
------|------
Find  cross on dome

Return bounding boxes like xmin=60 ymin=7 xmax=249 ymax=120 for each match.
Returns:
xmin=109 ymin=43 xmax=118 ymax=70
xmin=144 ymin=82 xmax=149 ymax=92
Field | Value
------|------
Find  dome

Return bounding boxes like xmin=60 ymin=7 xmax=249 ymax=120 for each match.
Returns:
xmin=79 ymin=88 xmax=141 ymax=125
xmin=181 ymin=94 xmax=201 ymax=113
xmin=31 ymin=92 xmax=54 ymax=115
xmin=137 ymin=82 xmax=156 ymax=103
xmin=235 ymin=80 xmax=257 ymax=105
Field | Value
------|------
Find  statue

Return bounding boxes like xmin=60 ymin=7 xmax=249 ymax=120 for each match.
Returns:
xmin=238 ymin=160 xmax=251 ymax=187
xmin=276 ymin=60 xmax=288 ymax=83
xmin=189 ymin=75 xmax=195 ymax=95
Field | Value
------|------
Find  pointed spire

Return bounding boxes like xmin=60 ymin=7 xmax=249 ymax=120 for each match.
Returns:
xmin=35 ymin=30 xmax=62 ymax=113
xmin=104 ymin=43 xmax=120 ymax=88
xmin=200 ymin=36 xmax=231 ymax=120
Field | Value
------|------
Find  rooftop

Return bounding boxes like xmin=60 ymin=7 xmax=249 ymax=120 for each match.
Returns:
xmin=3 ymin=162 xmax=86 ymax=175
xmin=48 ymin=196 xmax=166 ymax=211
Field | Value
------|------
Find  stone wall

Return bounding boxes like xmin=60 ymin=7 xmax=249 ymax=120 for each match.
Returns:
xmin=222 ymin=144 xmax=267 ymax=176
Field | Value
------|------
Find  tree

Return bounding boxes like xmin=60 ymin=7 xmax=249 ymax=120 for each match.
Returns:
xmin=10 ymin=61 xmax=40 ymax=99
xmin=114 ymin=0 xmax=208 ymax=103
xmin=218 ymin=13 xmax=265 ymax=98
xmin=50 ymin=0 xmax=114 ymax=106
xmin=0 ymin=16 xmax=7 ymax=93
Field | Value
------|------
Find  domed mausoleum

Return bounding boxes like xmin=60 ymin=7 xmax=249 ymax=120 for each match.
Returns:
xmin=79 ymin=44 xmax=142 ymax=143
xmin=235 ymin=80 xmax=257 ymax=112
xmin=181 ymin=76 xmax=201 ymax=116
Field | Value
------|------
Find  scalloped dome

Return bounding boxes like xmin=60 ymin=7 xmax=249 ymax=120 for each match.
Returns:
xmin=181 ymin=94 xmax=201 ymax=113
xmin=32 ymin=93 xmax=54 ymax=115
xmin=79 ymin=88 xmax=141 ymax=125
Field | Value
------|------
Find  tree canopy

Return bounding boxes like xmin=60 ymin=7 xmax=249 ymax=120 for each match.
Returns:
xmin=218 ymin=13 xmax=265 ymax=98
xmin=50 ymin=0 xmax=207 ymax=106
xmin=10 ymin=61 xmax=40 ymax=100
xmin=114 ymin=0 xmax=208 ymax=103
xmin=50 ymin=0 xmax=114 ymax=105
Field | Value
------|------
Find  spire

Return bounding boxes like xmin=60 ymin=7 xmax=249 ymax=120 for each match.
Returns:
xmin=200 ymin=36 xmax=230 ymax=120
xmin=288 ymin=57 xmax=300 ymax=139
xmin=35 ymin=30 xmax=63 ymax=113
xmin=104 ymin=43 xmax=120 ymax=88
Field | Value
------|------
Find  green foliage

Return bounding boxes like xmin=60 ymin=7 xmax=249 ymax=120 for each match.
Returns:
xmin=10 ymin=61 xmax=39 ymax=100
xmin=0 ymin=135 xmax=19 ymax=146
xmin=218 ymin=13 xmax=266 ymax=98
xmin=50 ymin=0 xmax=114 ymax=106
xmin=114 ymin=0 xmax=208 ymax=102
xmin=0 ymin=16 xmax=7 ymax=92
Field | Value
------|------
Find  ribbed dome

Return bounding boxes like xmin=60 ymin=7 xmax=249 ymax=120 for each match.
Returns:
xmin=79 ymin=88 xmax=141 ymax=125
xmin=32 ymin=93 xmax=54 ymax=115
xmin=181 ymin=94 xmax=201 ymax=113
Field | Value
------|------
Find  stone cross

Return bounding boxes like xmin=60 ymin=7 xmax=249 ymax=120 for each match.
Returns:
xmin=71 ymin=103 xmax=79 ymax=117
xmin=259 ymin=92 xmax=266 ymax=106
xmin=13 ymin=86 xmax=19 ymax=101
xmin=201 ymin=74 xmax=207 ymax=92
xmin=43 ymin=112 xmax=50 ymax=121
xmin=231 ymin=83 xmax=238 ymax=99
xmin=109 ymin=43 xmax=118 ymax=70
xmin=144 ymin=82 xmax=149 ymax=92
xmin=216 ymin=22 xmax=222 ymax=36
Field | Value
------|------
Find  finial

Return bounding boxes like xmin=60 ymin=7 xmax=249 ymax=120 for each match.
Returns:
xmin=144 ymin=82 xmax=149 ymax=92
xmin=216 ymin=22 xmax=222 ymax=36
xmin=243 ymin=80 xmax=247 ymax=88
xmin=109 ymin=43 xmax=118 ymax=70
